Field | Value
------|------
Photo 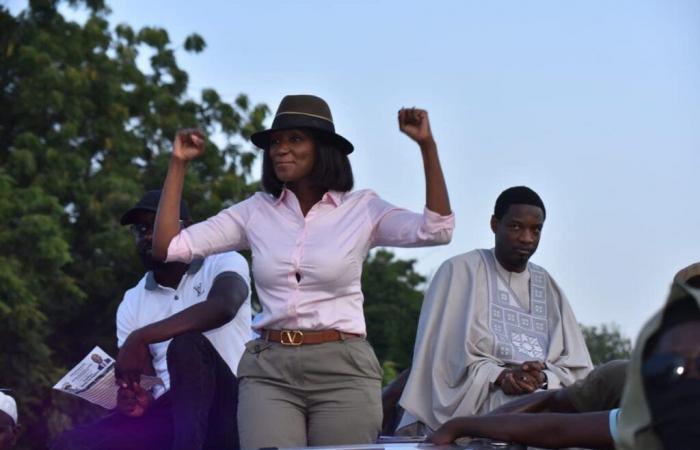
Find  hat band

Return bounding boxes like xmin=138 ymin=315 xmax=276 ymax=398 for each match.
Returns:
xmin=270 ymin=113 xmax=336 ymax=134
xmin=276 ymin=111 xmax=333 ymax=123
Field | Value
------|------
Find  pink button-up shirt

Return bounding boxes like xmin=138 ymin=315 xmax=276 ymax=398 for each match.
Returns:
xmin=166 ymin=188 xmax=454 ymax=335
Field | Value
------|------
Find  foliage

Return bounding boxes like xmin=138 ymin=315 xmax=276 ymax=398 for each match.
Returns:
xmin=0 ymin=2 xmax=636 ymax=449
xmin=0 ymin=1 xmax=267 ymax=448
xmin=363 ymin=249 xmax=426 ymax=374
xmin=581 ymin=323 xmax=632 ymax=366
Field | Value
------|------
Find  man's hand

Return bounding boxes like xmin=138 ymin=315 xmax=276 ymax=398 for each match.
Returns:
xmin=116 ymin=383 xmax=153 ymax=418
xmin=429 ymin=419 xmax=459 ymax=445
xmin=398 ymin=108 xmax=434 ymax=147
xmin=496 ymin=361 xmax=546 ymax=395
xmin=115 ymin=330 xmax=150 ymax=387
xmin=172 ymin=128 xmax=206 ymax=162
xmin=498 ymin=369 xmax=536 ymax=395
xmin=512 ymin=361 xmax=546 ymax=388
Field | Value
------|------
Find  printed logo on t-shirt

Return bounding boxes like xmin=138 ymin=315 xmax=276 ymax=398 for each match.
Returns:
xmin=193 ymin=282 xmax=204 ymax=296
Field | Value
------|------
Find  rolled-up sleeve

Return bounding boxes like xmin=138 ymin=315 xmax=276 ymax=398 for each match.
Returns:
xmin=368 ymin=195 xmax=454 ymax=248
xmin=166 ymin=197 xmax=254 ymax=263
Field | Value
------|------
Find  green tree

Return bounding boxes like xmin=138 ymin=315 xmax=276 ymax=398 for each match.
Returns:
xmin=363 ymin=249 xmax=426 ymax=381
xmin=581 ymin=323 xmax=632 ymax=366
xmin=0 ymin=1 xmax=268 ymax=448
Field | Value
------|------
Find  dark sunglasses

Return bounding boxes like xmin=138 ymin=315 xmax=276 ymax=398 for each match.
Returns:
xmin=130 ymin=223 xmax=153 ymax=238
xmin=642 ymin=353 xmax=700 ymax=388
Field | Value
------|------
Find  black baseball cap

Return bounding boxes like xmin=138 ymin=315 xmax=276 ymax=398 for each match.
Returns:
xmin=120 ymin=190 xmax=190 ymax=225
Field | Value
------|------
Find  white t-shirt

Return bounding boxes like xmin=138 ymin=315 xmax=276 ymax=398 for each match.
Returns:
xmin=116 ymin=252 xmax=252 ymax=395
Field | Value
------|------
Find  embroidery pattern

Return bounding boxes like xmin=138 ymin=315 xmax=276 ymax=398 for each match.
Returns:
xmin=479 ymin=250 xmax=550 ymax=364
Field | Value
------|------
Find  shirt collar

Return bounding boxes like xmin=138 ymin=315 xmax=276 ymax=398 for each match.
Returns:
xmin=324 ymin=190 xmax=343 ymax=206
xmin=272 ymin=188 xmax=343 ymax=207
xmin=273 ymin=188 xmax=289 ymax=206
xmin=144 ymin=258 xmax=205 ymax=291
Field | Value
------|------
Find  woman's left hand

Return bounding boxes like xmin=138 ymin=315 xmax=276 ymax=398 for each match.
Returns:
xmin=398 ymin=108 xmax=434 ymax=146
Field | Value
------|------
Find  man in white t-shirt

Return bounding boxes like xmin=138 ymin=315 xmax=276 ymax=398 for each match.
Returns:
xmin=52 ymin=190 xmax=251 ymax=450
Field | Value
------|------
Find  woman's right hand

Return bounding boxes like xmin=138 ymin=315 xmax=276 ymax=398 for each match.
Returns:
xmin=173 ymin=128 xmax=206 ymax=162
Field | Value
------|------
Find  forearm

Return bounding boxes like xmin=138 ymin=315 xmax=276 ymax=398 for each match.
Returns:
xmin=442 ymin=412 xmax=612 ymax=449
xmin=419 ymin=138 xmax=451 ymax=216
xmin=130 ymin=299 xmax=235 ymax=346
xmin=152 ymin=158 xmax=188 ymax=261
xmin=130 ymin=272 xmax=247 ymax=346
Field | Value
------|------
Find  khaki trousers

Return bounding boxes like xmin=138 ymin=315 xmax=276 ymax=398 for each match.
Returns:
xmin=237 ymin=336 xmax=383 ymax=449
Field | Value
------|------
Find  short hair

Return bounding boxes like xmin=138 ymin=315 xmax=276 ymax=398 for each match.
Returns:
xmin=494 ymin=186 xmax=546 ymax=220
xmin=261 ymin=129 xmax=354 ymax=197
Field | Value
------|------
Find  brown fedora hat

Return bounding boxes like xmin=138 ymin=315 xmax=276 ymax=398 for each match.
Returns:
xmin=251 ymin=94 xmax=354 ymax=154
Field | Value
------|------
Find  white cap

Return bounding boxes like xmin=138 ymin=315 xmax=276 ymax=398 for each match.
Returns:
xmin=0 ymin=391 xmax=17 ymax=424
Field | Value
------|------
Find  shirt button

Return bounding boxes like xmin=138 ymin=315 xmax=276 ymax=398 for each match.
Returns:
xmin=174 ymin=295 xmax=179 ymax=300
xmin=295 ymin=272 xmax=301 ymax=282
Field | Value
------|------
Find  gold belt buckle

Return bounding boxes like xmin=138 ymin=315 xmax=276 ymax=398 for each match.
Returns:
xmin=280 ymin=330 xmax=304 ymax=346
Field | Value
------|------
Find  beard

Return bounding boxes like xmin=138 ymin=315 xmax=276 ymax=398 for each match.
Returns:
xmin=137 ymin=249 xmax=169 ymax=272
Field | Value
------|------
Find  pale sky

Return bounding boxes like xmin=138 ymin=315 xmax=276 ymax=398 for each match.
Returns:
xmin=6 ymin=0 xmax=700 ymax=340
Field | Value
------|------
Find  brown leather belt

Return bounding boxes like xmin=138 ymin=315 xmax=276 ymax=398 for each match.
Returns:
xmin=262 ymin=329 xmax=360 ymax=346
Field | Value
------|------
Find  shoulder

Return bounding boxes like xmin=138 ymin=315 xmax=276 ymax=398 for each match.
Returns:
xmin=250 ymin=191 xmax=276 ymax=204
xmin=440 ymin=249 xmax=484 ymax=270
xmin=339 ymin=189 xmax=378 ymax=205
xmin=569 ymin=360 xmax=629 ymax=411
xmin=214 ymin=192 xmax=274 ymax=215
xmin=202 ymin=252 xmax=250 ymax=281
xmin=428 ymin=250 xmax=484 ymax=284
xmin=527 ymin=259 xmax=551 ymax=277
xmin=333 ymin=189 xmax=387 ymax=217
xmin=529 ymin=261 xmax=564 ymax=294
xmin=117 ymin=275 xmax=148 ymax=316
xmin=593 ymin=359 xmax=629 ymax=387
xmin=222 ymin=191 xmax=272 ymax=211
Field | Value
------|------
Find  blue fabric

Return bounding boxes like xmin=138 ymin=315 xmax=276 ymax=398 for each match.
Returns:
xmin=609 ymin=408 xmax=621 ymax=441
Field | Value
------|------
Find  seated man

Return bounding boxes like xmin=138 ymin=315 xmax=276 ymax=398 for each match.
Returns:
xmin=398 ymin=186 xmax=592 ymax=433
xmin=431 ymin=266 xmax=700 ymax=449
xmin=0 ymin=392 xmax=19 ymax=449
xmin=53 ymin=190 xmax=251 ymax=450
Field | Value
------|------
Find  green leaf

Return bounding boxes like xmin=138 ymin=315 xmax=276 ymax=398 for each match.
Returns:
xmin=183 ymin=33 xmax=206 ymax=53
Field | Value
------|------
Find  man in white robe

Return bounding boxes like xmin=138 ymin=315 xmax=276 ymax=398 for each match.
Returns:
xmin=398 ymin=186 xmax=592 ymax=433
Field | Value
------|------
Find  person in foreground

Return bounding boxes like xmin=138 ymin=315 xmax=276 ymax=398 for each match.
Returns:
xmin=615 ymin=266 xmax=700 ymax=449
xmin=52 ymin=190 xmax=251 ymax=450
xmin=398 ymin=186 xmax=592 ymax=434
xmin=431 ymin=263 xmax=700 ymax=449
xmin=0 ymin=392 xmax=19 ymax=449
xmin=151 ymin=94 xmax=453 ymax=449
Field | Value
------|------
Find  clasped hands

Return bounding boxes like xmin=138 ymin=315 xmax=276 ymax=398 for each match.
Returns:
xmin=496 ymin=361 xmax=547 ymax=395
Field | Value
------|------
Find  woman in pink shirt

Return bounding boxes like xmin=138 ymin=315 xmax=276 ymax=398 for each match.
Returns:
xmin=152 ymin=95 xmax=453 ymax=449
